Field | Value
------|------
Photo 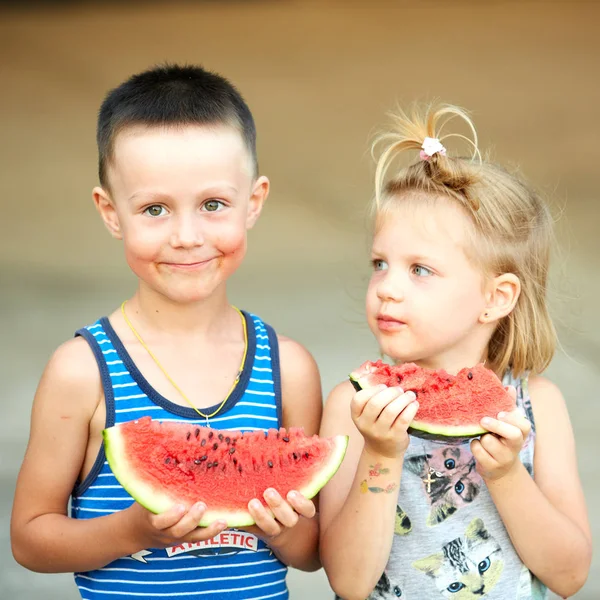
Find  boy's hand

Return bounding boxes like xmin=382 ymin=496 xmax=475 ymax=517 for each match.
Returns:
xmin=240 ymin=489 xmax=316 ymax=548
xmin=126 ymin=501 xmax=228 ymax=549
xmin=471 ymin=387 xmax=531 ymax=482
xmin=351 ymin=384 xmax=419 ymax=459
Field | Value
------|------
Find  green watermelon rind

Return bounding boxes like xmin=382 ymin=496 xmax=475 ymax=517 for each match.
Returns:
xmin=103 ymin=426 xmax=349 ymax=528
xmin=349 ymin=371 xmax=488 ymax=439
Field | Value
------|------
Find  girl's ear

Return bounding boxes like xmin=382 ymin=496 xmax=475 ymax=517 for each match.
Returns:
xmin=480 ymin=273 xmax=521 ymax=323
xmin=246 ymin=176 xmax=269 ymax=230
xmin=93 ymin=187 xmax=122 ymax=239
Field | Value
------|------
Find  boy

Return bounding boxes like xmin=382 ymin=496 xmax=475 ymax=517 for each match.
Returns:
xmin=11 ymin=64 xmax=322 ymax=599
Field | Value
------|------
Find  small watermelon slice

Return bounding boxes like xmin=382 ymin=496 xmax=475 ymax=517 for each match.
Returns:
xmin=103 ymin=417 xmax=348 ymax=527
xmin=349 ymin=360 xmax=515 ymax=440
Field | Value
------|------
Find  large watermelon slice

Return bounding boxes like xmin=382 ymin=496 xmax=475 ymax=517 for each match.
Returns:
xmin=103 ymin=417 xmax=348 ymax=527
xmin=349 ymin=360 xmax=515 ymax=440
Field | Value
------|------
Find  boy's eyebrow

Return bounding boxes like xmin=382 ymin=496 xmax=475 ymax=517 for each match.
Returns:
xmin=127 ymin=184 xmax=239 ymax=203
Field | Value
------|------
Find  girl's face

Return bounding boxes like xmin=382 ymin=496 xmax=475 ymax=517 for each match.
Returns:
xmin=366 ymin=198 xmax=490 ymax=373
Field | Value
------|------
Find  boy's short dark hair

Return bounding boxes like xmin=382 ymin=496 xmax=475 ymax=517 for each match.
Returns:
xmin=97 ymin=63 xmax=257 ymax=187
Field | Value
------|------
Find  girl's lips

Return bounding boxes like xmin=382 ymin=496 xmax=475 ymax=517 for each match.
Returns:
xmin=377 ymin=316 xmax=407 ymax=331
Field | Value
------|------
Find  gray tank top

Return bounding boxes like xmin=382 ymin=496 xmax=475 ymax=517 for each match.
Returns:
xmin=363 ymin=372 xmax=547 ymax=600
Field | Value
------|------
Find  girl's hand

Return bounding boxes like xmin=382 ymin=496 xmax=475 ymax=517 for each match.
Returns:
xmin=471 ymin=407 xmax=531 ymax=482
xmin=125 ymin=501 xmax=228 ymax=549
xmin=351 ymin=384 xmax=419 ymax=459
xmin=240 ymin=488 xmax=316 ymax=548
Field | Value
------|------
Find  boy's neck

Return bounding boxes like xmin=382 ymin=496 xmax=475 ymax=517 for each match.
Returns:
xmin=125 ymin=286 xmax=235 ymax=338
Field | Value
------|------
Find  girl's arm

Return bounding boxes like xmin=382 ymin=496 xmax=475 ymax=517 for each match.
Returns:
xmin=10 ymin=338 xmax=230 ymax=573
xmin=319 ymin=381 xmax=418 ymax=600
xmin=472 ymin=376 xmax=592 ymax=598
xmin=241 ymin=337 xmax=323 ymax=572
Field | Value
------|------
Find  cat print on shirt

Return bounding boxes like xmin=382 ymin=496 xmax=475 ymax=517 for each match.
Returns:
xmin=334 ymin=571 xmax=406 ymax=600
xmin=405 ymin=446 xmax=482 ymax=526
xmin=413 ymin=518 xmax=504 ymax=598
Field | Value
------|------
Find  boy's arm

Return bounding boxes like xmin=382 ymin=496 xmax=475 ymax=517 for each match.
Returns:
xmin=254 ymin=336 xmax=323 ymax=571
xmin=10 ymin=337 xmax=227 ymax=573
xmin=475 ymin=376 xmax=592 ymax=598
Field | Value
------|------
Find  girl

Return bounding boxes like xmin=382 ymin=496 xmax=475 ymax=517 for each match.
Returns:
xmin=319 ymin=105 xmax=591 ymax=599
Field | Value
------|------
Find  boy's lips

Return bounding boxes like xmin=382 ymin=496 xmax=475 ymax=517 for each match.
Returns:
xmin=377 ymin=314 xmax=407 ymax=331
xmin=162 ymin=258 xmax=216 ymax=270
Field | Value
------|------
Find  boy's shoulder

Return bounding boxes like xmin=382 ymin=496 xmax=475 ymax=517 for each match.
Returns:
xmin=37 ymin=335 xmax=103 ymax=413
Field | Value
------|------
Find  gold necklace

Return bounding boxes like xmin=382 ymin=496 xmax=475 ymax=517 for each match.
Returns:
xmin=120 ymin=301 xmax=248 ymax=424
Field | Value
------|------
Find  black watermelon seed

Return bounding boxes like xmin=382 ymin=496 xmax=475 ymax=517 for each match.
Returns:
xmin=208 ymin=431 xmax=214 ymax=438
xmin=304 ymin=452 xmax=309 ymax=459
xmin=195 ymin=428 xmax=200 ymax=437
xmin=413 ymin=391 xmax=418 ymax=398
xmin=268 ymin=460 xmax=273 ymax=468
xmin=213 ymin=461 xmax=218 ymax=467
xmin=218 ymin=434 xmax=224 ymax=441
xmin=233 ymin=457 xmax=238 ymax=465
xmin=213 ymin=443 xmax=219 ymax=451
xmin=165 ymin=457 xmax=171 ymax=464
xmin=282 ymin=436 xmax=289 ymax=442
xmin=468 ymin=372 xmax=473 ymax=380
xmin=194 ymin=459 xmax=201 ymax=465
xmin=207 ymin=463 xmax=212 ymax=469
xmin=225 ymin=436 xmax=231 ymax=444
xmin=293 ymin=452 xmax=298 ymax=460
xmin=229 ymin=447 xmax=235 ymax=454
xmin=238 ymin=465 xmax=243 ymax=472
xmin=186 ymin=432 xmax=191 ymax=440
xmin=200 ymin=455 xmax=208 ymax=461
xmin=201 ymin=439 xmax=206 ymax=447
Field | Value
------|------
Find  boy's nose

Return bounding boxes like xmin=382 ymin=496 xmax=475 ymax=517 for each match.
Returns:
xmin=170 ymin=216 xmax=203 ymax=248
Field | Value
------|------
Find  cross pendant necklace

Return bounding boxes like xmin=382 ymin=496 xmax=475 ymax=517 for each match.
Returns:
xmin=423 ymin=467 xmax=442 ymax=493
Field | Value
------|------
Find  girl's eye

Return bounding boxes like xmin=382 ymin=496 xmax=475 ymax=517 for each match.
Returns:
xmin=412 ymin=264 xmax=433 ymax=277
xmin=203 ymin=199 xmax=225 ymax=212
xmin=372 ymin=259 xmax=388 ymax=271
xmin=144 ymin=205 xmax=166 ymax=217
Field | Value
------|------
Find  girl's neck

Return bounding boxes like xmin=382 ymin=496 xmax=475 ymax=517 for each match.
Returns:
xmin=125 ymin=284 xmax=234 ymax=340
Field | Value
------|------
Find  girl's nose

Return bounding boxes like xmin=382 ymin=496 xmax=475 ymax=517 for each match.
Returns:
xmin=376 ymin=272 xmax=405 ymax=302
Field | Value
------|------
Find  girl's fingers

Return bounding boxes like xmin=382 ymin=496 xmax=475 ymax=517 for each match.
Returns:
xmin=478 ymin=432 xmax=512 ymax=462
xmin=360 ymin=386 xmax=405 ymax=424
xmin=390 ymin=398 xmax=420 ymax=433
xmin=497 ymin=410 xmax=531 ymax=438
xmin=480 ymin=417 xmax=525 ymax=451
xmin=351 ymin=385 xmax=387 ymax=420
xmin=376 ymin=392 xmax=417 ymax=430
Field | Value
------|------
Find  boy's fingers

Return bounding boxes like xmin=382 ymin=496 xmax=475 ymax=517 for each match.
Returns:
xmin=287 ymin=491 xmax=316 ymax=519
xmin=185 ymin=518 xmax=228 ymax=543
xmin=149 ymin=503 xmax=187 ymax=530
xmin=167 ymin=502 xmax=208 ymax=538
xmin=262 ymin=489 xmax=299 ymax=529
xmin=248 ymin=499 xmax=281 ymax=537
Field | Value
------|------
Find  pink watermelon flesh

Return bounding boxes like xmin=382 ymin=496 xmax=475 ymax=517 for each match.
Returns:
xmin=349 ymin=360 xmax=515 ymax=439
xmin=103 ymin=417 xmax=348 ymax=527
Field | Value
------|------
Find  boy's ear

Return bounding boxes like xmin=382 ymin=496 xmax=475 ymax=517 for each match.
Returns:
xmin=480 ymin=273 xmax=521 ymax=323
xmin=246 ymin=176 xmax=269 ymax=230
xmin=93 ymin=186 xmax=122 ymax=239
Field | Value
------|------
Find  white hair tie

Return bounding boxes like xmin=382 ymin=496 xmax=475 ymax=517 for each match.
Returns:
xmin=420 ymin=137 xmax=447 ymax=161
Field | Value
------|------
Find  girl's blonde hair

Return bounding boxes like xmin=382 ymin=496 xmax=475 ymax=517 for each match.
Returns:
xmin=372 ymin=104 xmax=556 ymax=376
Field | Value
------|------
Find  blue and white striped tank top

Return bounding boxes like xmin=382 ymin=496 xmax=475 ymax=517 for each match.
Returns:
xmin=71 ymin=310 xmax=289 ymax=600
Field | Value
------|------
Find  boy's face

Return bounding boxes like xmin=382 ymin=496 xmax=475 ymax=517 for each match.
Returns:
xmin=93 ymin=124 xmax=268 ymax=304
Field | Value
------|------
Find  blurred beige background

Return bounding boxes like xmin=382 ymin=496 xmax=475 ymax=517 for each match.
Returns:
xmin=1 ymin=1 xmax=598 ymax=598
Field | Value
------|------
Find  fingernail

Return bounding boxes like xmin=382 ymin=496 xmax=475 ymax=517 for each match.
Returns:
xmin=288 ymin=490 xmax=299 ymax=500
xmin=497 ymin=412 xmax=506 ymax=419
xmin=176 ymin=504 xmax=186 ymax=513
xmin=195 ymin=502 xmax=206 ymax=512
xmin=266 ymin=488 xmax=278 ymax=499
xmin=217 ymin=520 xmax=227 ymax=529
xmin=407 ymin=391 xmax=416 ymax=401
xmin=482 ymin=417 xmax=493 ymax=425
xmin=251 ymin=499 xmax=262 ymax=510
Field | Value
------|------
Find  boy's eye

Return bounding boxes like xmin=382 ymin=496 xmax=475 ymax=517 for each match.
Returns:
xmin=144 ymin=205 xmax=166 ymax=217
xmin=412 ymin=264 xmax=433 ymax=277
xmin=203 ymin=199 xmax=225 ymax=212
xmin=372 ymin=259 xmax=388 ymax=271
